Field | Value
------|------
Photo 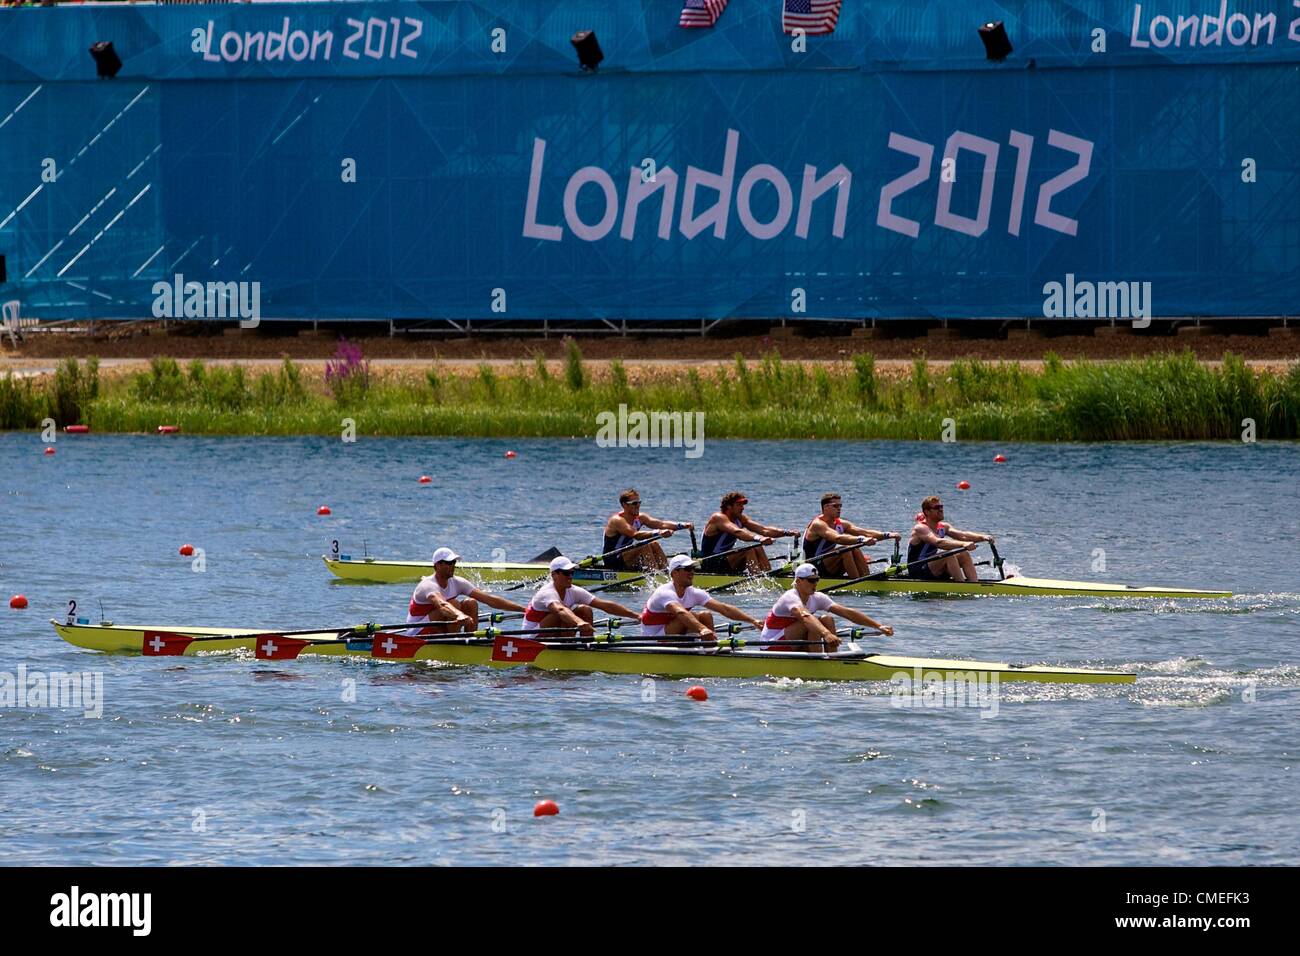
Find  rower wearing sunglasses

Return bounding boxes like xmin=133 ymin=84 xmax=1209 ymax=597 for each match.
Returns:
xmin=405 ymin=547 xmax=527 ymax=635
xmin=759 ymin=563 xmax=893 ymax=652
xmin=908 ymin=495 xmax=996 ymax=582
xmin=601 ymin=488 xmax=693 ymax=571
xmin=639 ymin=554 xmax=763 ymax=643
xmin=522 ymin=555 xmax=640 ymax=637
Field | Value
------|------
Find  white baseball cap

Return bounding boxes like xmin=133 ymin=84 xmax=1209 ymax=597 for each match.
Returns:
xmin=432 ymin=547 xmax=460 ymax=564
xmin=794 ymin=563 xmax=821 ymax=579
xmin=549 ymin=556 xmax=578 ymax=572
xmin=667 ymin=554 xmax=696 ymax=572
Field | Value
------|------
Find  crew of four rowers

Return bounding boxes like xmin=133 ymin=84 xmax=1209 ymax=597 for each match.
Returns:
xmin=403 ymin=490 xmax=993 ymax=653
xmin=601 ymin=488 xmax=994 ymax=582
xmin=404 ymin=549 xmax=884 ymax=653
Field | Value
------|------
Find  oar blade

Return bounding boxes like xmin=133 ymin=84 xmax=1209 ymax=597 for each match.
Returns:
xmin=253 ymin=635 xmax=310 ymax=660
xmin=141 ymin=631 xmax=195 ymax=656
xmin=491 ymin=635 xmax=545 ymax=664
xmin=370 ymin=632 xmax=425 ymax=660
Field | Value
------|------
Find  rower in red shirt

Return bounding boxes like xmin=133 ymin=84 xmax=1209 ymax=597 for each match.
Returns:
xmin=405 ymin=547 xmax=526 ymax=635
xmin=759 ymin=563 xmax=893 ymax=652
xmin=523 ymin=556 xmax=640 ymax=637
xmin=639 ymin=554 xmax=762 ymax=642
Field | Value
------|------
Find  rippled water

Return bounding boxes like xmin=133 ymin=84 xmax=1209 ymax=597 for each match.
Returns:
xmin=2 ymin=434 xmax=1297 ymax=865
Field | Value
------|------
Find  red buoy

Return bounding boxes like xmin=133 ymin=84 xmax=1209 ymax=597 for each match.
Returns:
xmin=157 ymin=425 xmax=180 ymax=434
xmin=66 ymin=425 xmax=90 ymax=434
xmin=418 ymin=475 xmax=432 ymax=484
xmin=686 ymin=685 xmax=709 ymax=702
xmin=9 ymin=595 xmax=28 ymax=610
xmin=43 ymin=447 xmax=55 ymax=456
xmin=993 ymin=454 xmax=1006 ymax=463
xmin=504 ymin=450 xmax=517 ymax=459
xmin=533 ymin=799 xmax=560 ymax=817
xmin=957 ymin=480 xmax=971 ymax=490
xmin=317 ymin=505 xmax=332 ymax=516
xmin=179 ymin=544 xmax=195 ymax=556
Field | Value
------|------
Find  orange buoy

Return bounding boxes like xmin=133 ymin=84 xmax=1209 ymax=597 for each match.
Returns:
xmin=157 ymin=425 xmax=180 ymax=434
xmin=956 ymin=480 xmax=971 ymax=490
xmin=66 ymin=425 xmax=90 ymax=434
xmin=686 ymin=685 xmax=709 ymax=701
xmin=317 ymin=505 xmax=332 ymax=516
xmin=993 ymin=454 xmax=1006 ymax=463
xmin=504 ymin=450 xmax=517 ymax=459
xmin=533 ymin=799 xmax=560 ymax=817
xmin=9 ymin=595 xmax=28 ymax=610
xmin=43 ymin=447 xmax=55 ymax=456
xmin=179 ymin=544 xmax=195 ymax=557
xmin=418 ymin=475 xmax=432 ymax=484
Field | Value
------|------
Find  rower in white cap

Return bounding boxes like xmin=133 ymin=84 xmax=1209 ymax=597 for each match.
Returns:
xmin=639 ymin=554 xmax=763 ymax=643
xmin=759 ymin=563 xmax=893 ymax=652
xmin=405 ymin=547 xmax=527 ymax=635
xmin=522 ymin=555 xmax=640 ymax=636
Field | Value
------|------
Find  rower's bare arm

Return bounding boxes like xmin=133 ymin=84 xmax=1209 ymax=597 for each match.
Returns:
xmin=433 ymin=596 xmax=466 ymax=620
xmin=469 ymin=589 xmax=526 ymax=613
xmin=832 ymin=529 xmax=875 ymax=546
xmin=744 ymin=515 xmax=794 ymax=538
xmin=725 ymin=517 xmax=765 ymax=543
xmin=665 ymin=601 xmax=706 ymax=634
xmin=547 ymin=601 xmax=584 ymax=625
xmin=590 ymin=597 xmax=640 ymax=619
xmin=830 ymin=603 xmax=893 ymax=636
xmin=640 ymin=514 xmax=690 ymax=533
xmin=704 ymin=598 xmax=761 ymax=629
xmin=606 ymin=515 xmax=636 ymax=537
xmin=846 ymin=521 xmax=897 ymax=541
xmin=797 ymin=606 xmax=836 ymax=638
xmin=920 ymin=528 xmax=968 ymax=550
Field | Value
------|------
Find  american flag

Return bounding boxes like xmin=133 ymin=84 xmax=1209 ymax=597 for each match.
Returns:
xmin=679 ymin=0 xmax=729 ymax=28
xmin=782 ymin=0 xmax=843 ymax=35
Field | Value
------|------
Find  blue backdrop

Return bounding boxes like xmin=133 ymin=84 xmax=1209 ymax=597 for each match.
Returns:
xmin=1 ymin=1 xmax=1297 ymax=321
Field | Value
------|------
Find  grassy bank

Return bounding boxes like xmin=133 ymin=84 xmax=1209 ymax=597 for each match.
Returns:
xmin=4 ymin=345 xmax=1299 ymax=441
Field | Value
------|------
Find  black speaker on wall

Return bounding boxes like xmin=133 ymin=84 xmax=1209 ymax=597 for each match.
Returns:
xmin=978 ymin=21 xmax=1013 ymax=61
xmin=90 ymin=41 xmax=122 ymax=79
xmin=0 ymin=255 xmax=7 ymax=284
xmin=570 ymin=31 xmax=603 ymax=71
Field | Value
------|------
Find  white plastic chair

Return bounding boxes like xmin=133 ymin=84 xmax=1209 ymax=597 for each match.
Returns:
xmin=2 ymin=301 xmax=20 ymax=347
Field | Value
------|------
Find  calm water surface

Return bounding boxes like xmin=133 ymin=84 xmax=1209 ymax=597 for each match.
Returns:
xmin=1 ymin=434 xmax=1297 ymax=865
